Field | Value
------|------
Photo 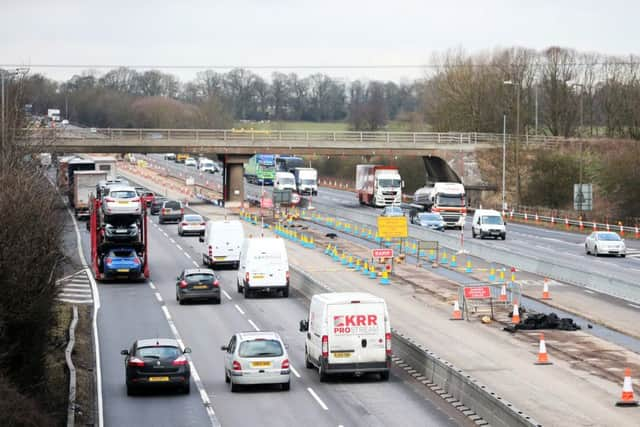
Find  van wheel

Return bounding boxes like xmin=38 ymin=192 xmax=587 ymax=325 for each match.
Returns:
xmin=380 ymin=371 xmax=390 ymax=381
xmin=282 ymin=286 xmax=289 ymax=298
xmin=472 ymin=230 xmax=477 ymax=238
xmin=237 ymin=279 xmax=242 ymax=294
xmin=230 ymin=380 xmax=240 ymax=393
xmin=225 ymin=371 xmax=230 ymax=383
xmin=305 ymin=349 xmax=314 ymax=369
xmin=319 ymin=363 xmax=328 ymax=382
xmin=244 ymin=288 xmax=251 ymax=299
xmin=281 ymin=381 xmax=290 ymax=391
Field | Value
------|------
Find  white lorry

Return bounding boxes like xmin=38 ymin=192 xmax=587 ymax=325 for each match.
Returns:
xmin=293 ymin=167 xmax=318 ymax=196
xmin=299 ymin=292 xmax=391 ymax=382
xmin=413 ymin=182 xmax=466 ymax=229
xmin=73 ymin=170 xmax=108 ymax=219
xmin=237 ymin=237 xmax=290 ymax=298
xmin=356 ymin=165 xmax=403 ymax=207
xmin=200 ymin=220 xmax=245 ymax=268
xmin=92 ymin=156 xmax=117 ymax=179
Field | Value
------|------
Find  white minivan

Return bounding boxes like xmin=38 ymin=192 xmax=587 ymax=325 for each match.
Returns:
xmin=274 ymin=171 xmax=296 ymax=191
xmin=299 ymin=292 xmax=391 ymax=382
xmin=237 ymin=237 xmax=289 ymax=298
xmin=471 ymin=209 xmax=506 ymax=240
xmin=200 ymin=220 xmax=244 ymax=269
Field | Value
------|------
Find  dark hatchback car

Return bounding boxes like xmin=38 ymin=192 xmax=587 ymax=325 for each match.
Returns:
xmin=176 ymin=268 xmax=221 ymax=304
xmin=150 ymin=197 xmax=168 ymax=215
xmin=159 ymin=200 xmax=184 ymax=224
xmin=121 ymin=338 xmax=191 ymax=395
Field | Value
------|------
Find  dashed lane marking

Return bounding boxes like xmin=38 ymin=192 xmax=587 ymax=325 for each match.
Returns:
xmin=248 ymin=319 xmax=260 ymax=331
xmin=176 ymin=244 xmax=183 ymax=250
xmin=155 ymin=292 xmax=163 ymax=302
xmin=149 ymin=281 xmax=156 ymax=290
xmin=222 ymin=290 xmax=232 ymax=301
xmin=184 ymin=252 xmax=191 ymax=259
xmin=192 ymin=260 xmax=200 ymax=267
xmin=234 ymin=304 xmax=245 ymax=315
xmin=290 ymin=365 xmax=301 ymax=378
xmin=307 ymin=387 xmax=329 ymax=410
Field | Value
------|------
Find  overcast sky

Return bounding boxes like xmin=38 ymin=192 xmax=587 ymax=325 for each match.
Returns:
xmin=2 ymin=0 xmax=639 ymax=83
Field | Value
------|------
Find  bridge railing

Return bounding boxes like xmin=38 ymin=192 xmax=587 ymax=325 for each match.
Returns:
xmin=22 ymin=128 xmax=582 ymax=147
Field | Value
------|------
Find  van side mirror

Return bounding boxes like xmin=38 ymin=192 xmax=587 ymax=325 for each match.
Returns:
xmin=199 ymin=235 xmax=204 ymax=243
xmin=299 ymin=320 xmax=309 ymax=332
xmin=120 ymin=349 xmax=129 ymax=355
xmin=220 ymin=345 xmax=228 ymax=351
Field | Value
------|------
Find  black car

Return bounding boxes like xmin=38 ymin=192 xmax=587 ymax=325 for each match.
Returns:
xmin=104 ymin=222 xmax=139 ymax=242
xmin=150 ymin=197 xmax=168 ymax=215
xmin=121 ymin=338 xmax=191 ymax=395
xmin=176 ymin=268 xmax=221 ymax=304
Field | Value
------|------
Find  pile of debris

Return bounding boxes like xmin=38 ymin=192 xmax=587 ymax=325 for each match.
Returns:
xmin=505 ymin=312 xmax=581 ymax=332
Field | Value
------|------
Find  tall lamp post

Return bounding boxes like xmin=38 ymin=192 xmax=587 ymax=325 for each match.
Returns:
xmin=503 ymin=80 xmax=521 ymax=206
xmin=571 ymin=83 xmax=585 ymax=215
xmin=502 ymin=111 xmax=507 ymax=210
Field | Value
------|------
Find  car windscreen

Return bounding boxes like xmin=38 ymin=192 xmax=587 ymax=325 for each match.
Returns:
xmin=137 ymin=346 xmax=180 ymax=359
xmin=164 ymin=201 xmax=181 ymax=209
xmin=153 ymin=198 xmax=167 ymax=206
xmin=482 ymin=215 xmax=503 ymax=225
xmin=378 ymin=179 xmax=401 ymax=187
xmin=111 ymin=249 xmax=135 ymax=258
xmin=185 ymin=273 xmax=214 ymax=283
xmin=598 ymin=233 xmax=620 ymax=241
xmin=436 ymin=194 xmax=465 ymax=207
xmin=279 ymin=178 xmax=295 ymax=185
xmin=238 ymin=339 xmax=283 ymax=358
xmin=183 ymin=215 xmax=202 ymax=222
xmin=300 ymin=179 xmax=316 ymax=185
xmin=110 ymin=190 xmax=137 ymax=199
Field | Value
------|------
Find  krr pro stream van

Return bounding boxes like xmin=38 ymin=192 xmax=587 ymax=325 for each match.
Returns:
xmin=471 ymin=209 xmax=506 ymax=240
xmin=200 ymin=220 xmax=244 ymax=269
xmin=299 ymin=292 xmax=391 ymax=381
xmin=237 ymin=237 xmax=289 ymax=298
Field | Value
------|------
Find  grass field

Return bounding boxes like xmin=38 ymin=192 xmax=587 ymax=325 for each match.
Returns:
xmin=233 ymin=120 xmax=432 ymax=132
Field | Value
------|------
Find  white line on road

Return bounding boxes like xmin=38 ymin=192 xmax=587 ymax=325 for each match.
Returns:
xmin=248 ymin=319 xmax=260 ymax=331
xmin=192 ymin=260 xmax=200 ymax=267
xmin=628 ymin=303 xmax=640 ymax=309
xmin=176 ymin=244 xmax=183 ymax=250
xmin=149 ymin=281 xmax=156 ymax=290
xmin=155 ymin=292 xmax=163 ymax=302
xmin=222 ymin=290 xmax=232 ymax=301
xmin=161 ymin=306 xmax=172 ymax=320
xmin=234 ymin=304 xmax=245 ymax=315
xmin=184 ymin=252 xmax=191 ymax=259
xmin=170 ymin=238 xmax=175 ymax=243
xmin=162 ymin=231 xmax=168 ymax=237
xmin=290 ymin=365 xmax=301 ymax=378
xmin=584 ymin=290 xmax=595 ymax=294
xmin=307 ymin=387 xmax=329 ymax=410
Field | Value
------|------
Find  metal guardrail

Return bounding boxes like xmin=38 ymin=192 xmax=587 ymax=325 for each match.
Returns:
xmin=289 ymin=264 xmax=540 ymax=427
xmin=22 ymin=127 xmax=580 ymax=147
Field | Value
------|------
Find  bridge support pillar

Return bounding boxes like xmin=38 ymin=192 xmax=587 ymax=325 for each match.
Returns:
xmin=223 ymin=155 xmax=250 ymax=207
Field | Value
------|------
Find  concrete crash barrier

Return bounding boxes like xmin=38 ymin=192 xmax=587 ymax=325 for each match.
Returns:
xmin=288 ymin=265 xmax=541 ymax=427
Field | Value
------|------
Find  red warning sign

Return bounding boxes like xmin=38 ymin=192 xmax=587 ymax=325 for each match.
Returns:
xmin=463 ymin=286 xmax=491 ymax=299
xmin=372 ymin=248 xmax=394 ymax=258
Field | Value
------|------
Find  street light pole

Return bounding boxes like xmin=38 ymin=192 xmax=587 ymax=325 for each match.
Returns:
xmin=502 ymin=113 xmax=507 ymax=210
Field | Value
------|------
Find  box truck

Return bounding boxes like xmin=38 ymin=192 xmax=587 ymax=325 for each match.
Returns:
xmin=293 ymin=167 xmax=318 ymax=195
xmin=73 ymin=170 xmax=108 ymax=218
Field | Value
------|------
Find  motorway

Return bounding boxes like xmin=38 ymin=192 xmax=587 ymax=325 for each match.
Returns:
xmin=75 ymin=199 xmax=468 ymax=426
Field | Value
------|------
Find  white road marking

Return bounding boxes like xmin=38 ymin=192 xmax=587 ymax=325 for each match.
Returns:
xmin=162 ymin=231 xmax=168 ymax=237
xmin=192 ymin=260 xmax=200 ymax=267
xmin=176 ymin=244 xmax=183 ymax=250
xmin=161 ymin=306 xmax=172 ymax=320
xmin=155 ymin=292 xmax=163 ymax=302
xmin=628 ymin=303 xmax=640 ymax=309
xmin=290 ymin=364 xmax=301 ymax=378
xmin=248 ymin=319 xmax=260 ymax=331
xmin=584 ymin=290 xmax=595 ymax=294
xmin=234 ymin=304 xmax=245 ymax=315
xmin=222 ymin=290 xmax=232 ymax=301
xmin=184 ymin=252 xmax=191 ymax=259
xmin=149 ymin=281 xmax=156 ymax=290
xmin=307 ymin=387 xmax=329 ymax=410
xmin=170 ymin=238 xmax=175 ymax=243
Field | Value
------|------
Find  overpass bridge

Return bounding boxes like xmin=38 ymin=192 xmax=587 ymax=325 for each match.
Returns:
xmin=23 ymin=127 xmax=560 ymax=204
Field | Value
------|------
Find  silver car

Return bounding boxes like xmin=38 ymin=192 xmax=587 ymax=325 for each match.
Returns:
xmin=221 ymin=332 xmax=290 ymax=392
xmin=178 ymin=214 xmax=205 ymax=236
xmin=585 ymin=231 xmax=626 ymax=257
xmin=101 ymin=186 xmax=141 ymax=218
xmin=184 ymin=158 xmax=197 ymax=167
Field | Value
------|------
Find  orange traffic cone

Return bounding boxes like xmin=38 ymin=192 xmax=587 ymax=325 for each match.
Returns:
xmin=542 ymin=278 xmax=551 ymax=300
xmin=534 ymin=333 xmax=553 ymax=365
xmin=450 ymin=300 xmax=463 ymax=321
xmin=499 ymin=283 xmax=507 ymax=302
xmin=616 ymin=368 xmax=639 ymax=406
xmin=511 ymin=303 xmax=521 ymax=324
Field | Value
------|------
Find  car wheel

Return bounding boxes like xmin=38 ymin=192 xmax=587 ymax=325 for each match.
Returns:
xmin=621 ymin=254 xmax=626 ymax=258
xmin=225 ymin=371 xmax=230 ymax=383
xmin=181 ymin=381 xmax=191 ymax=394
xmin=234 ymin=262 xmax=239 ymax=269
xmin=319 ymin=362 xmax=328 ymax=383
xmin=126 ymin=385 xmax=136 ymax=396
xmin=471 ymin=230 xmax=476 ymax=238
xmin=305 ymin=348 xmax=314 ymax=369
xmin=594 ymin=246 xmax=599 ymax=257
xmin=244 ymin=288 xmax=251 ymax=299
xmin=202 ymin=255 xmax=208 ymax=267
xmin=281 ymin=381 xmax=290 ymax=391
xmin=178 ymin=230 xmax=183 ymax=236
xmin=159 ymin=218 xmax=164 ymax=224
xmin=237 ymin=279 xmax=242 ymax=294
xmin=176 ymin=291 xmax=179 ymax=301
xmin=380 ymin=371 xmax=390 ymax=381
xmin=501 ymin=234 xmax=506 ymax=240
xmin=213 ymin=298 xmax=221 ymax=305
xmin=178 ymin=294 xmax=185 ymax=305
xmin=230 ymin=379 xmax=240 ymax=393
xmin=585 ymin=244 xmax=590 ymax=255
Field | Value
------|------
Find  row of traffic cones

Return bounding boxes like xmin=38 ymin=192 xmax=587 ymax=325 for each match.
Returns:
xmin=324 ymin=243 xmax=391 ymax=285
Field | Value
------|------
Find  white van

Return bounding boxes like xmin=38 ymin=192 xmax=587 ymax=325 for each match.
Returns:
xmin=471 ymin=209 xmax=506 ymax=240
xmin=274 ymin=171 xmax=296 ymax=191
xmin=237 ymin=237 xmax=289 ymax=298
xmin=299 ymin=292 xmax=391 ymax=382
xmin=200 ymin=220 xmax=244 ymax=269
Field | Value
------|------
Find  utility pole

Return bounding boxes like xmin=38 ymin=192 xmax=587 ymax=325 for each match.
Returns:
xmin=515 ymin=83 xmax=521 ymax=207
xmin=534 ymin=85 xmax=539 ymax=135
xmin=502 ymin=113 xmax=507 ymax=210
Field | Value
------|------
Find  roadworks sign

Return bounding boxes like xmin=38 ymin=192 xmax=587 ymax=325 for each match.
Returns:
xmin=377 ymin=216 xmax=408 ymax=238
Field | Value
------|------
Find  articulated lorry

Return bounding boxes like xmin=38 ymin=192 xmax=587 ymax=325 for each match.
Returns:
xmin=412 ymin=182 xmax=466 ymax=229
xmin=73 ymin=170 xmax=108 ymax=219
xmin=356 ymin=165 xmax=403 ymax=207
xmin=276 ymin=155 xmax=304 ymax=172
xmin=244 ymin=154 xmax=276 ymax=185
